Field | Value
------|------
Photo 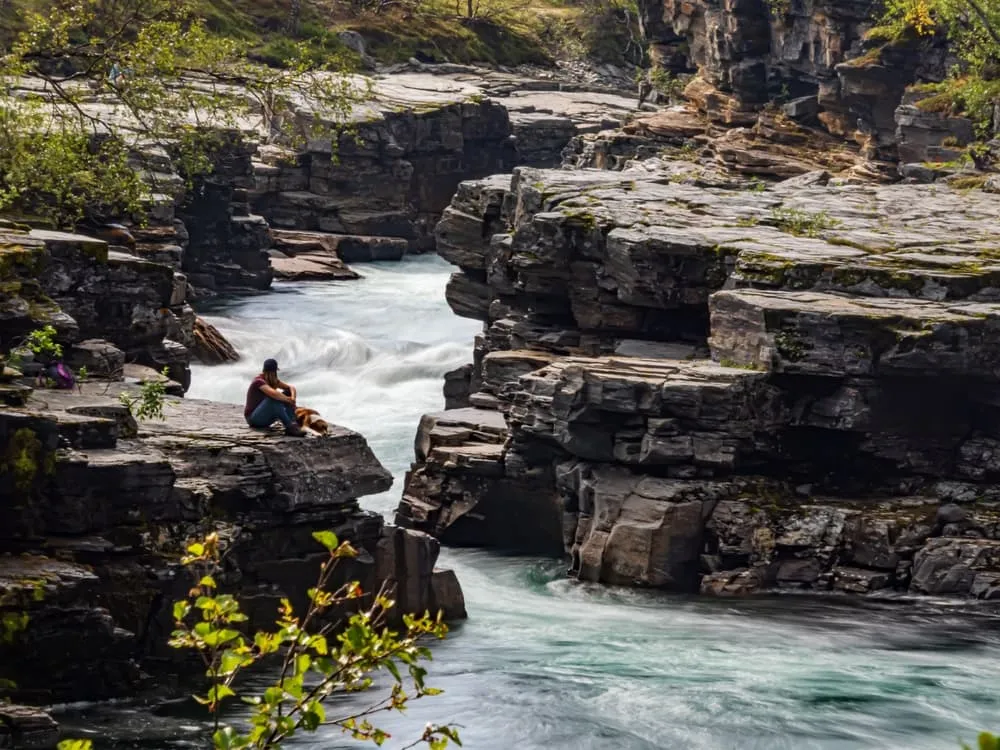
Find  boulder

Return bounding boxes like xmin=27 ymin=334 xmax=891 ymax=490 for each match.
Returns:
xmin=191 ymin=317 xmax=240 ymax=365
xmin=67 ymin=339 xmax=125 ymax=380
xmin=911 ymin=538 xmax=1000 ymax=597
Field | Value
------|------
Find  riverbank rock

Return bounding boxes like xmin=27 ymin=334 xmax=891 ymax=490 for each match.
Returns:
xmin=0 ymin=704 xmax=60 ymax=749
xmin=397 ymin=159 xmax=1000 ymax=601
xmin=191 ymin=317 xmax=240 ymax=364
xmin=0 ymin=380 xmax=465 ymax=704
xmin=396 ymin=408 xmax=563 ymax=554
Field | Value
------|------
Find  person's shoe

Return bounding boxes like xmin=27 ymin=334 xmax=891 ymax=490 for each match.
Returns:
xmin=285 ymin=424 xmax=307 ymax=437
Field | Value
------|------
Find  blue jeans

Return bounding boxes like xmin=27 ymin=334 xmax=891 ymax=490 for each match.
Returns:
xmin=247 ymin=397 xmax=295 ymax=428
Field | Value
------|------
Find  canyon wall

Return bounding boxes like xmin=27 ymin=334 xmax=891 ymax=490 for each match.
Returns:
xmin=637 ymin=0 xmax=963 ymax=167
xmin=398 ymin=161 xmax=1000 ymax=600
xmin=0 ymin=227 xmax=463 ymax=706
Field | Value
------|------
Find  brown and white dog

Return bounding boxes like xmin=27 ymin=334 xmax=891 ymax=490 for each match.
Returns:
xmin=295 ymin=407 xmax=329 ymax=435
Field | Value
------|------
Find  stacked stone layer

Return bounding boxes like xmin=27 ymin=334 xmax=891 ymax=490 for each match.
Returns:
xmin=398 ymin=162 xmax=1000 ymax=601
xmin=0 ymin=230 xmax=464 ymax=707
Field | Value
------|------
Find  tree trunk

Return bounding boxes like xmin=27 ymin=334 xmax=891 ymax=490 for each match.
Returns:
xmin=287 ymin=0 xmax=301 ymax=34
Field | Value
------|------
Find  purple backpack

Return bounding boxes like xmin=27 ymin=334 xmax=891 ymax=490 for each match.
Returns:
xmin=47 ymin=361 xmax=76 ymax=389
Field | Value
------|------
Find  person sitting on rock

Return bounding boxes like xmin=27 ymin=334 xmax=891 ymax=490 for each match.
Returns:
xmin=244 ymin=358 xmax=305 ymax=437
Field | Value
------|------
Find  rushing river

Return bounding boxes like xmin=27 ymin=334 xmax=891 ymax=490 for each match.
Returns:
xmin=60 ymin=255 xmax=1000 ymax=750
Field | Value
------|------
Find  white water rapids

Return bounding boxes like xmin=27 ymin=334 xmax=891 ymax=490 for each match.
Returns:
xmin=58 ymin=255 xmax=1000 ymax=750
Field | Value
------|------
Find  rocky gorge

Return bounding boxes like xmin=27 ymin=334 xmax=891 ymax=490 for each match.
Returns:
xmin=387 ymin=0 xmax=1000 ymax=605
xmin=0 ymin=66 xmax=648 ymax=743
xmin=3 ymin=0 xmax=1000 ymax=739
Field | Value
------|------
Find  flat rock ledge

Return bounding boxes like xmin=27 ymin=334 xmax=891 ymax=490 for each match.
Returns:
xmin=0 ymin=381 xmax=465 ymax=705
xmin=396 ymin=162 xmax=1000 ymax=603
xmin=0 ymin=704 xmax=59 ymax=750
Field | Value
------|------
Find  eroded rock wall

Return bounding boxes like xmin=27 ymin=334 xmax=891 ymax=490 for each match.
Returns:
xmin=251 ymin=99 xmax=516 ymax=253
xmin=2 ymin=226 xmax=195 ymax=389
xmin=0 ymin=228 xmax=464 ymax=705
xmin=397 ymin=161 xmax=1000 ymax=601
xmin=637 ymin=0 xmax=954 ymax=163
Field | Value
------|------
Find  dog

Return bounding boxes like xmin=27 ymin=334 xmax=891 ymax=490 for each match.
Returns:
xmin=295 ymin=407 xmax=329 ymax=435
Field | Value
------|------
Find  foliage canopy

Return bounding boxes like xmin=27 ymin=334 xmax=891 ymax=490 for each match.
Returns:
xmin=0 ymin=0 xmax=367 ymax=228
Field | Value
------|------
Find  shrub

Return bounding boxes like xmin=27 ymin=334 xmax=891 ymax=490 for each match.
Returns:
xmin=118 ymin=368 xmax=169 ymax=421
xmin=768 ymin=206 xmax=842 ymax=237
xmin=23 ymin=325 xmax=62 ymax=360
xmin=168 ymin=530 xmax=459 ymax=750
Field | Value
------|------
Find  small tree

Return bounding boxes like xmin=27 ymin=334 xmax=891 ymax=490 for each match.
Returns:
xmin=166 ymin=530 xmax=460 ymax=750
xmin=0 ymin=0 xmax=370 ymax=228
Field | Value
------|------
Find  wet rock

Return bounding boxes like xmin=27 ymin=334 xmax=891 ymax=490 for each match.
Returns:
xmin=832 ymin=566 xmax=893 ymax=594
xmin=911 ymin=538 xmax=1000 ymax=597
xmin=375 ymin=527 xmax=466 ymax=621
xmin=191 ymin=317 xmax=240 ymax=365
xmin=0 ymin=704 xmax=60 ymax=750
xmin=560 ymin=463 xmax=725 ymax=589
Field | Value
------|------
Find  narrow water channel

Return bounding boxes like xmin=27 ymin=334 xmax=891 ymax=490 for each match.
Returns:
xmin=61 ymin=255 xmax=1000 ymax=750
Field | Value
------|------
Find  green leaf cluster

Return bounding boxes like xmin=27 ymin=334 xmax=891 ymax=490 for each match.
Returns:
xmin=118 ymin=367 xmax=169 ymax=421
xmin=870 ymin=0 xmax=1000 ymax=136
xmin=167 ymin=529 xmax=459 ymax=750
xmin=767 ymin=206 xmax=842 ymax=237
xmin=23 ymin=325 xmax=62 ymax=360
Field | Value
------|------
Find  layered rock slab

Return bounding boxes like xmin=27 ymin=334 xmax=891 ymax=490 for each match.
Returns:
xmin=400 ymin=164 xmax=1000 ymax=602
xmin=0 ymin=383 xmax=465 ymax=703
xmin=710 ymin=290 xmax=1000 ymax=378
xmin=396 ymin=408 xmax=562 ymax=554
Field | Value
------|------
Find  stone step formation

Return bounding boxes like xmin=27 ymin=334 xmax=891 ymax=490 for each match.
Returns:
xmin=0 ymin=229 xmax=465 ymax=707
xmin=396 ymin=155 xmax=1000 ymax=602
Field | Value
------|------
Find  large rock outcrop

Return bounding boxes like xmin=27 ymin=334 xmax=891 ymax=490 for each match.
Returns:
xmin=632 ymin=0 xmax=956 ymax=166
xmin=0 ymin=229 xmax=463 ymax=706
xmin=249 ymin=72 xmax=645 ymax=260
xmin=0 ymin=381 xmax=465 ymax=704
xmin=397 ymin=160 xmax=1000 ymax=601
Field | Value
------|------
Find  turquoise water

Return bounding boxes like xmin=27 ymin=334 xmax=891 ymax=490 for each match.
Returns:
xmin=71 ymin=255 xmax=1000 ymax=750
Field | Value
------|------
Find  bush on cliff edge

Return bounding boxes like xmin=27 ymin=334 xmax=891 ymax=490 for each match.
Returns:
xmin=0 ymin=0 xmax=368 ymax=228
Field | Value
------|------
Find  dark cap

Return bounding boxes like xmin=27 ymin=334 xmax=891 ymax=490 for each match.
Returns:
xmin=262 ymin=358 xmax=279 ymax=372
